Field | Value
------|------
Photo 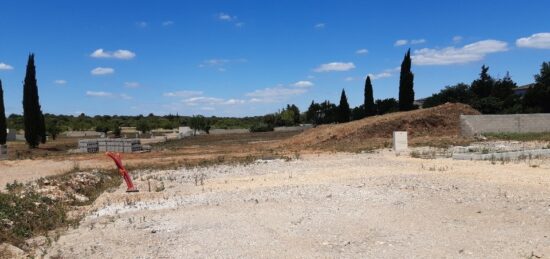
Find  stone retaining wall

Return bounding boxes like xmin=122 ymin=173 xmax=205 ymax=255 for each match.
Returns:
xmin=460 ymin=114 xmax=550 ymax=136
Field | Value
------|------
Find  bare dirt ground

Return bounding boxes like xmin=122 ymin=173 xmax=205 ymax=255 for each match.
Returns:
xmin=43 ymin=151 xmax=550 ymax=258
xmin=0 ymin=131 xmax=301 ymax=189
xmin=4 ymin=107 xmax=550 ymax=258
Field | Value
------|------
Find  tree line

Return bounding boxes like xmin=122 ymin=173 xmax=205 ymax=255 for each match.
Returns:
xmin=304 ymin=49 xmax=416 ymax=125
xmin=423 ymin=62 xmax=550 ymax=114
xmin=2 ymin=51 xmax=548 ymax=147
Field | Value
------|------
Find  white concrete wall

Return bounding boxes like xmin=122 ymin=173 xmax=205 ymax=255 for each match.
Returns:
xmin=461 ymin=114 xmax=550 ymax=136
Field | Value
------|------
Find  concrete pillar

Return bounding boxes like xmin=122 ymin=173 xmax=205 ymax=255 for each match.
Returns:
xmin=393 ymin=131 xmax=408 ymax=153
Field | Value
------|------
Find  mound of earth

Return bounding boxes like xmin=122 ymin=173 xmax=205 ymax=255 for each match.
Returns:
xmin=286 ymin=103 xmax=480 ymax=150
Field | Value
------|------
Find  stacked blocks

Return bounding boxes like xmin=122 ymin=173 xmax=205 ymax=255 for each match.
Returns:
xmin=79 ymin=139 xmax=142 ymax=153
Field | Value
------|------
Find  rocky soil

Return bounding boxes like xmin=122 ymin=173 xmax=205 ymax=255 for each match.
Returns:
xmin=41 ymin=151 xmax=550 ymax=258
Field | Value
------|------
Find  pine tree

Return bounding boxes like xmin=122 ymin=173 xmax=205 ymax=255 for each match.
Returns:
xmin=338 ymin=89 xmax=350 ymax=123
xmin=398 ymin=49 xmax=415 ymax=111
xmin=22 ymin=54 xmax=46 ymax=148
xmin=364 ymin=76 xmax=376 ymax=116
xmin=0 ymin=80 xmax=6 ymax=145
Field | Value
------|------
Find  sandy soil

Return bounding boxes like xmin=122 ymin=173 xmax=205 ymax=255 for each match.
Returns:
xmin=43 ymin=151 xmax=550 ymax=258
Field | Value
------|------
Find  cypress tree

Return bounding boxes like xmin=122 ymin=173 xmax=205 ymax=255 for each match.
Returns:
xmin=22 ymin=54 xmax=46 ymax=148
xmin=399 ymin=49 xmax=415 ymax=111
xmin=471 ymin=65 xmax=494 ymax=99
xmin=338 ymin=89 xmax=350 ymax=123
xmin=364 ymin=76 xmax=376 ymax=116
xmin=0 ymin=80 xmax=6 ymax=145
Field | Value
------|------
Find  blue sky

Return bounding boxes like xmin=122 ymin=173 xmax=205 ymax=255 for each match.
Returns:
xmin=0 ymin=0 xmax=549 ymax=117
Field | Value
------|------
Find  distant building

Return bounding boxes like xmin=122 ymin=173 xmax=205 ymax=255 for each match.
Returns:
xmin=414 ymin=98 xmax=427 ymax=108
xmin=120 ymin=127 xmax=140 ymax=138
xmin=513 ymin=83 xmax=535 ymax=96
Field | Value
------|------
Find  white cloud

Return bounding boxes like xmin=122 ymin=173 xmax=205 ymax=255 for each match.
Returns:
xmin=201 ymin=107 xmax=215 ymax=111
xmin=163 ymin=90 xmax=203 ymax=97
xmin=182 ymin=96 xmax=224 ymax=106
xmin=516 ymin=33 xmax=550 ymax=49
xmin=0 ymin=63 xmax=14 ymax=70
xmin=120 ymin=94 xmax=133 ymax=100
xmin=453 ymin=36 xmax=463 ymax=43
xmin=367 ymin=72 xmax=392 ymax=80
xmin=162 ymin=21 xmax=174 ymax=26
xmin=183 ymin=96 xmax=246 ymax=106
xmin=366 ymin=67 xmax=400 ymax=80
xmin=217 ymin=13 xmax=243 ymax=27
xmin=394 ymin=40 xmax=408 ymax=46
xmin=218 ymin=13 xmax=236 ymax=21
xmin=199 ymin=59 xmax=229 ymax=67
xmin=411 ymin=39 xmax=426 ymax=44
xmin=314 ymin=23 xmax=325 ymax=29
xmin=90 ymin=49 xmax=136 ymax=60
xmin=113 ymin=50 xmax=136 ymax=59
xmin=344 ymin=76 xmax=355 ymax=81
xmin=223 ymin=99 xmax=246 ymax=105
xmin=395 ymin=39 xmax=426 ymax=46
xmin=292 ymin=80 xmax=314 ymax=88
xmin=198 ymin=58 xmax=246 ymax=71
xmin=86 ymin=91 xmax=113 ymax=97
xmin=90 ymin=49 xmax=110 ymax=58
xmin=411 ymin=40 xmax=508 ymax=65
xmin=86 ymin=91 xmax=131 ymax=100
xmin=246 ymin=85 xmax=307 ymax=103
xmin=314 ymin=62 xmax=355 ymax=72
xmin=54 ymin=80 xmax=67 ymax=85
xmin=124 ymin=82 xmax=140 ymax=88
xmin=91 ymin=67 xmax=114 ymax=75
xmin=137 ymin=21 xmax=148 ymax=28
xmin=356 ymin=49 xmax=368 ymax=55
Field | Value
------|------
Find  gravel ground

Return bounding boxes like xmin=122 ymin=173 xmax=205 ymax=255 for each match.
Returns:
xmin=45 ymin=151 xmax=550 ymax=258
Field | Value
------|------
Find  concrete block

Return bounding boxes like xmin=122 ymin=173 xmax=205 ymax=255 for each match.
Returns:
xmin=0 ymin=145 xmax=7 ymax=160
xmin=393 ymin=131 xmax=408 ymax=152
xmin=453 ymin=149 xmax=550 ymax=160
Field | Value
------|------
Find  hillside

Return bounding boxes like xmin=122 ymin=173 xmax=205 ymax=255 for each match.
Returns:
xmin=285 ymin=103 xmax=480 ymax=150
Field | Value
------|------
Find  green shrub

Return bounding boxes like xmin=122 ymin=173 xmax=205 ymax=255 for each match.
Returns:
xmin=249 ymin=123 xmax=274 ymax=132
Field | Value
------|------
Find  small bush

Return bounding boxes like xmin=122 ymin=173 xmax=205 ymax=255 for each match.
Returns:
xmin=0 ymin=190 xmax=67 ymax=247
xmin=249 ymin=123 xmax=274 ymax=133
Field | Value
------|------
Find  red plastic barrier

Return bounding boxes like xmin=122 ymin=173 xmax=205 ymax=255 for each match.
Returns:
xmin=106 ymin=152 xmax=139 ymax=192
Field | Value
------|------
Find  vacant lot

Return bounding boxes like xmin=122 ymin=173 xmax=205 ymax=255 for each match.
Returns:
xmin=0 ymin=131 xmax=301 ymax=188
xmin=44 ymin=151 xmax=550 ymax=258
xmin=3 ymin=108 xmax=550 ymax=258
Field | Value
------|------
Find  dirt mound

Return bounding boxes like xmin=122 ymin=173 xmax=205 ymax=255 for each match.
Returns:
xmin=286 ymin=103 xmax=480 ymax=150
